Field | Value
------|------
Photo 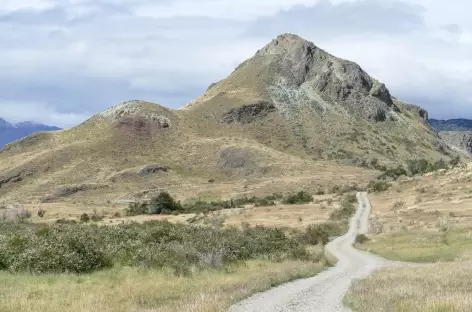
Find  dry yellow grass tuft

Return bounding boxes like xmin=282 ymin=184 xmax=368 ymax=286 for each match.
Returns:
xmin=345 ymin=262 xmax=472 ymax=312
xmin=0 ymin=260 xmax=325 ymax=312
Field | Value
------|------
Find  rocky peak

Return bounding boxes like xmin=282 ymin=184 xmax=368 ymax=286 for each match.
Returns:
xmin=257 ymin=33 xmax=317 ymax=58
xmin=255 ymin=34 xmax=396 ymax=120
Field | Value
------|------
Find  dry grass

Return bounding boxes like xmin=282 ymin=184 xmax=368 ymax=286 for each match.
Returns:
xmin=358 ymin=227 xmax=472 ymax=263
xmin=345 ymin=262 xmax=472 ymax=312
xmin=346 ymin=162 xmax=472 ymax=311
xmin=13 ymin=194 xmax=341 ymax=229
xmin=0 ymin=260 xmax=325 ymax=312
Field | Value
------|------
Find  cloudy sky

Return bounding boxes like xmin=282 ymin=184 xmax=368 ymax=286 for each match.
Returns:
xmin=0 ymin=0 xmax=469 ymax=128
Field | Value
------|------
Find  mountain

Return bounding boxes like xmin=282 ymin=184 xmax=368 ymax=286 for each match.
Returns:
xmin=0 ymin=118 xmax=61 ymax=147
xmin=429 ymin=119 xmax=472 ymax=132
xmin=0 ymin=34 xmax=455 ymax=204
xmin=426 ymin=119 xmax=472 ymax=156
xmin=437 ymin=131 xmax=472 ymax=156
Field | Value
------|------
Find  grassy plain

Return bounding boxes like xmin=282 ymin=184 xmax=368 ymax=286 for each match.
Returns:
xmin=345 ymin=164 xmax=472 ymax=312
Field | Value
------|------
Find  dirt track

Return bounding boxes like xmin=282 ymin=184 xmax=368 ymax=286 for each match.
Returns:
xmin=229 ymin=192 xmax=393 ymax=312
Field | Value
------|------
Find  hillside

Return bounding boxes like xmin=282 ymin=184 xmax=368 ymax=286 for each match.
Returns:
xmin=0 ymin=118 xmax=60 ymax=147
xmin=0 ymin=34 xmax=454 ymax=205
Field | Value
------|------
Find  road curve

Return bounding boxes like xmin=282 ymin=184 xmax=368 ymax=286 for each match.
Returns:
xmin=229 ymin=192 xmax=392 ymax=312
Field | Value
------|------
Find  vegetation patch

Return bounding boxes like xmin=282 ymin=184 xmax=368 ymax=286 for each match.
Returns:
xmin=0 ymin=217 xmax=335 ymax=275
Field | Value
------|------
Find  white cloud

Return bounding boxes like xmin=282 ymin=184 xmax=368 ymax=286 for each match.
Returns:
xmin=0 ymin=0 xmax=470 ymax=126
xmin=0 ymin=102 xmax=88 ymax=128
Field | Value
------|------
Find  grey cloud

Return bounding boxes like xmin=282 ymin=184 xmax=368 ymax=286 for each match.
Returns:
xmin=245 ymin=0 xmax=425 ymax=39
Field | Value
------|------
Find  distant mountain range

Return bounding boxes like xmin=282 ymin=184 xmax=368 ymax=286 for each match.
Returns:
xmin=0 ymin=118 xmax=61 ymax=147
xmin=428 ymin=119 xmax=472 ymax=156
xmin=429 ymin=119 xmax=472 ymax=132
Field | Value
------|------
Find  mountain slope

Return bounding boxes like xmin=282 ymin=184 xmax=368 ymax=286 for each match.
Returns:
xmin=0 ymin=34 xmax=454 ymax=204
xmin=0 ymin=118 xmax=61 ymax=147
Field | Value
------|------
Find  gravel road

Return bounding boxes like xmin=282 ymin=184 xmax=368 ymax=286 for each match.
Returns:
xmin=229 ymin=192 xmax=393 ymax=312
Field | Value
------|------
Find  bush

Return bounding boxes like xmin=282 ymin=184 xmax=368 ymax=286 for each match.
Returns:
xmin=0 ymin=219 xmax=317 ymax=275
xmin=125 ymin=202 xmax=149 ymax=216
xmin=330 ymin=200 xmax=356 ymax=221
xmin=378 ymin=167 xmax=407 ymax=180
xmin=300 ymin=223 xmax=343 ymax=246
xmin=368 ymin=180 xmax=391 ymax=193
xmin=149 ymin=192 xmax=182 ymax=214
xmin=125 ymin=192 xmax=183 ymax=216
xmin=355 ymin=234 xmax=369 ymax=244
xmin=0 ymin=223 xmax=111 ymax=274
xmin=37 ymin=208 xmax=46 ymax=218
xmin=408 ymin=159 xmax=434 ymax=175
xmin=79 ymin=213 xmax=90 ymax=223
xmin=282 ymin=191 xmax=313 ymax=205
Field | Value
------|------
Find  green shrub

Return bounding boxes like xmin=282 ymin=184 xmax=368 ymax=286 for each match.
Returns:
xmin=149 ymin=192 xmax=182 ymax=215
xmin=125 ymin=202 xmax=149 ymax=216
xmin=0 ymin=219 xmax=317 ymax=275
xmin=378 ymin=167 xmax=407 ymax=180
xmin=367 ymin=180 xmax=391 ymax=193
xmin=355 ymin=234 xmax=369 ymax=244
xmin=330 ymin=200 xmax=356 ymax=221
xmin=282 ymin=191 xmax=313 ymax=205
xmin=37 ymin=208 xmax=46 ymax=218
xmin=408 ymin=159 xmax=434 ymax=175
xmin=0 ymin=224 xmax=111 ymax=274
xmin=300 ymin=223 xmax=343 ymax=246
xmin=80 ymin=213 xmax=90 ymax=223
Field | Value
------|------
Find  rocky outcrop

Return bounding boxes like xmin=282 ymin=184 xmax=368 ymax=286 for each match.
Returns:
xmin=257 ymin=34 xmax=398 ymax=121
xmin=220 ymin=102 xmax=277 ymax=124
xmin=139 ymin=164 xmax=169 ymax=176
xmin=438 ymin=131 xmax=472 ymax=156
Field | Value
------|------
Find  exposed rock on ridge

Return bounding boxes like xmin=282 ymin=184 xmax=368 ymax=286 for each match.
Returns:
xmin=438 ymin=131 xmax=472 ymax=156
xmin=257 ymin=34 xmax=398 ymax=121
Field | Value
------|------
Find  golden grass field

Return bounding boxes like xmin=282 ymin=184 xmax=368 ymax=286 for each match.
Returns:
xmin=345 ymin=163 xmax=472 ymax=312
xmin=0 ymin=260 xmax=325 ymax=312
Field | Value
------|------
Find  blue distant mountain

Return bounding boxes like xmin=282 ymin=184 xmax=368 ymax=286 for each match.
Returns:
xmin=0 ymin=118 xmax=61 ymax=147
xmin=429 ymin=119 xmax=472 ymax=132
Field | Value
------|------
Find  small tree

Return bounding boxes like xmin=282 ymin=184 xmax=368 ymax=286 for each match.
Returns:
xmin=149 ymin=192 xmax=182 ymax=215
xmin=80 ymin=213 xmax=90 ymax=223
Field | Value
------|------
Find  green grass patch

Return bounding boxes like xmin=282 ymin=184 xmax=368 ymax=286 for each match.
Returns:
xmin=357 ymin=228 xmax=472 ymax=262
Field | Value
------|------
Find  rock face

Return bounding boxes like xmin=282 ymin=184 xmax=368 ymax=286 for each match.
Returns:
xmin=220 ymin=102 xmax=277 ymax=124
xmin=438 ymin=131 xmax=472 ymax=156
xmin=258 ymin=34 xmax=398 ymax=121
xmin=139 ymin=164 xmax=169 ymax=176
